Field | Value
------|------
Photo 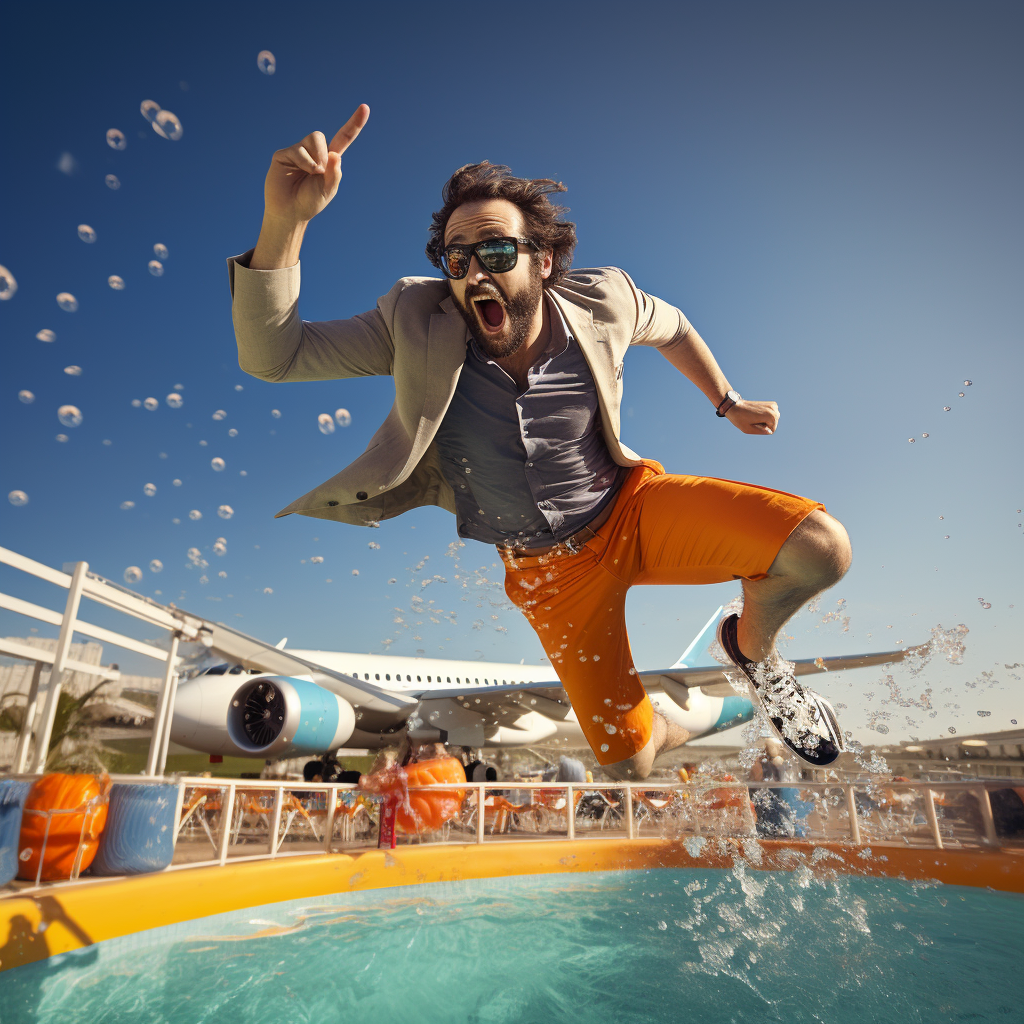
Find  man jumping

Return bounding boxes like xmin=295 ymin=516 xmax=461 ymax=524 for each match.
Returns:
xmin=229 ymin=105 xmax=852 ymax=780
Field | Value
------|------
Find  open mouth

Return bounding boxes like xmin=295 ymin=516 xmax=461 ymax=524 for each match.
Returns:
xmin=472 ymin=296 xmax=506 ymax=333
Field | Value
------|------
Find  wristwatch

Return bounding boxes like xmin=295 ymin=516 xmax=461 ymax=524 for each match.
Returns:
xmin=716 ymin=390 xmax=741 ymax=417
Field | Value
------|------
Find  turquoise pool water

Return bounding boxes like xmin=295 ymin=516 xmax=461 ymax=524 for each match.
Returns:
xmin=5 ymin=866 xmax=1022 ymax=1023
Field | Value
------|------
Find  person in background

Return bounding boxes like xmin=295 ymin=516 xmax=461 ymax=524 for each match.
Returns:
xmin=748 ymin=738 xmax=804 ymax=837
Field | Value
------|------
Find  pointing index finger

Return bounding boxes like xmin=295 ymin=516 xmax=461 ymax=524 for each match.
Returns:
xmin=329 ymin=104 xmax=370 ymax=155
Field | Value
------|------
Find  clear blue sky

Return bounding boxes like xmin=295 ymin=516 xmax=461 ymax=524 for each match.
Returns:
xmin=1 ymin=2 xmax=1020 ymax=743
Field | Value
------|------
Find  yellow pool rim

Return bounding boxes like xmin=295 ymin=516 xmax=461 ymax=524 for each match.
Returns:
xmin=1 ymin=838 xmax=1021 ymax=974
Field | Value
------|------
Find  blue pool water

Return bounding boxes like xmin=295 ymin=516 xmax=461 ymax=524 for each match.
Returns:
xmin=5 ymin=867 xmax=1022 ymax=1023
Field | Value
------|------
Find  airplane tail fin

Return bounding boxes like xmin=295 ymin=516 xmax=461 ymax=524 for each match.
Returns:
xmin=669 ymin=607 xmax=724 ymax=669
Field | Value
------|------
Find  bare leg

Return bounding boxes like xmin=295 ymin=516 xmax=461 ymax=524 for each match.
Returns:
xmin=601 ymin=711 xmax=690 ymax=781
xmin=735 ymin=510 xmax=852 ymax=663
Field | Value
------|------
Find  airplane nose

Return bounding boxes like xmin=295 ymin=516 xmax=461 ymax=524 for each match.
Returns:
xmin=170 ymin=678 xmax=203 ymax=745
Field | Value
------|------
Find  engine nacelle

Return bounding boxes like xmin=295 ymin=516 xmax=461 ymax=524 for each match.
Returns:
xmin=226 ymin=676 xmax=356 ymax=758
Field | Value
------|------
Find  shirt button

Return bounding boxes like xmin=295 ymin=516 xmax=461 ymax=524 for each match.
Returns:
xmin=526 ymin=462 xmax=533 ymax=468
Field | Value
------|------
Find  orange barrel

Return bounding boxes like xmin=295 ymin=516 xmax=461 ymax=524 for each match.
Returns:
xmin=17 ymin=773 xmax=110 ymax=881
xmin=396 ymin=757 xmax=467 ymax=834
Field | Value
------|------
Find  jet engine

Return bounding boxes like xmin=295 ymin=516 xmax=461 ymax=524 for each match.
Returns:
xmin=226 ymin=676 xmax=356 ymax=758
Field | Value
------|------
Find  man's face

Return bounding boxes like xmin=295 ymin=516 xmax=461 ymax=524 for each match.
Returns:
xmin=444 ymin=198 xmax=552 ymax=358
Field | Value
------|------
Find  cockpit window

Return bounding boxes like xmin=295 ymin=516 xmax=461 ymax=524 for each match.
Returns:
xmin=205 ymin=664 xmax=229 ymax=676
xmin=229 ymin=664 xmax=245 ymax=674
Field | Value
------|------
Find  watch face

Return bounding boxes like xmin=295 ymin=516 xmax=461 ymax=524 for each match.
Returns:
xmin=728 ymin=390 xmax=740 ymax=402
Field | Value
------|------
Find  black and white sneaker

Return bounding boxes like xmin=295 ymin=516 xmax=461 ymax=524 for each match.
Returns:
xmin=716 ymin=613 xmax=845 ymax=767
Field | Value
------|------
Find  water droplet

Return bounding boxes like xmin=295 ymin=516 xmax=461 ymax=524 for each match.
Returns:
xmin=271 ymin=409 xmax=281 ymax=419
xmin=153 ymin=243 xmax=169 ymax=260
xmin=317 ymin=413 xmax=335 ymax=435
xmin=335 ymin=408 xmax=351 ymax=427
xmin=57 ymin=405 xmax=82 ymax=427
xmin=8 ymin=490 xmax=28 ymax=507
xmin=211 ymin=457 xmax=225 ymax=471
xmin=150 ymin=559 xmax=163 ymax=573
xmin=148 ymin=260 xmax=164 ymax=277
xmin=77 ymin=224 xmax=96 ymax=243
xmin=18 ymin=390 xmax=34 ymax=404
xmin=908 ymin=438 xmax=915 ymax=443
xmin=352 ymin=569 xmax=360 ymax=576
xmin=948 ymin=727 xmax=956 ymax=735
xmin=257 ymin=50 xmax=277 ymax=75
xmin=36 ymin=329 xmax=56 ymax=343
xmin=388 ymin=578 xmax=397 ymax=584
xmin=140 ymin=99 xmax=161 ymax=122
xmin=120 ymin=501 xmax=135 ymax=510
xmin=123 ymin=566 xmax=143 ymax=585
xmin=141 ymin=483 xmax=157 ymax=498
xmin=56 ymin=434 xmax=68 ymax=443
xmin=172 ymin=479 xmax=182 ymax=487
xmin=963 ymin=380 xmax=972 ymax=386
xmin=57 ymin=292 xmax=78 ymax=312
xmin=143 ymin=397 xmax=158 ymax=411
xmin=212 ymin=539 xmax=227 ymax=557
xmin=106 ymin=128 xmax=126 ymax=150
xmin=64 ymin=365 xmax=82 ymax=376
xmin=943 ymin=406 xmax=951 ymax=411
xmin=105 ymin=174 xmax=120 ymax=190
xmin=944 ymin=535 xmax=949 ymax=539
xmin=921 ymin=432 xmax=929 ymax=438
xmin=189 ymin=509 xmax=202 ymax=521
xmin=263 ymin=587 xmax=273 ymax=595
xmin=0 ymin=264 xmax=18 ymax=301
xmin=958 ymin=392 xmax=964 ymax=398
xmin=217 ymin=505 xmax=234 ymax=519
xmin=152 ymin=109 xmax=183 ymax=141
xmin=228 ymin=428 xmax=238 ymax=437
xmin=604 ymin=723 xmax=617 ymax=734
xmin=166 ymin=393 xmax=183 ymax=409
xmin=212 ymin=409 xmax=227 ymax=421
xmin=108 ymin=275 xmax=125 ymax=290
xmin=234 ymin=384 xmax=243 ymax=392
xmin=600 ymin=743 xmax=609 ymax=752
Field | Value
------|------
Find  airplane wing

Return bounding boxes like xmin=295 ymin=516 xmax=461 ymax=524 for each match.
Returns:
xmin=194 ymin=617 xmax=416 ymax=713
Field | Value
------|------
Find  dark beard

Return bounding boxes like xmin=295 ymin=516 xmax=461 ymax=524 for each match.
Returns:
xmin=451 ymin=265 xmax=544 ymax=359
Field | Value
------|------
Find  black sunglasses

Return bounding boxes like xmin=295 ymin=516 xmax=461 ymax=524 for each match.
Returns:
xmin=439 ymin=236 xmax=539 ymax=280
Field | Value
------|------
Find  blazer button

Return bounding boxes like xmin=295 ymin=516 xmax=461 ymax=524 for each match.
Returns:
xmin=356 ymin=491 xmax=368 ymax=501
xmin=327 ymin=501 xmax=339 ymax=507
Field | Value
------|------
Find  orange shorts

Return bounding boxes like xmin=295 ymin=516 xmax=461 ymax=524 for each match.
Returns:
xmin=501 ymin=461 xmax=824 ymax=765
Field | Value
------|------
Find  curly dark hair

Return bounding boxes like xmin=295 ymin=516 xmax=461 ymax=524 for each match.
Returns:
xmin=426 ymin=162 xmax=578 ymax=287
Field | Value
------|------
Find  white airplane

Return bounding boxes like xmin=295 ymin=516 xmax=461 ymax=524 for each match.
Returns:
xmin=170 ymin=607 xmax=918 ymax=765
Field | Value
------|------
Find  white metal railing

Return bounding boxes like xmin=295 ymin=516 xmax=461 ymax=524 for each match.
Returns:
xmin=0 ymin=546 xmax=209 ymax=776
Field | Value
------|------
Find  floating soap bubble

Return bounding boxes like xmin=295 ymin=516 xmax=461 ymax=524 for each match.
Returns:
xmin=311 ymin=555 xmax=324 ymax=563
xmin=56 ymin=434 xmax=68 ymax=443
xmin=0 ymin=265 xmax=16 ymax=300
xmin=217 ymin=505 xmax=234 ymax=519
xmin=263 ymin=587 xmax=273 ymax=595
xmin=317 ymin=413 xmax=335 ymax=435
xmin=143 ymin=483 xmax=157 ymax=497
xmin=921 ymin=432 xmax=929 ymax=438
xmin=141 ymin=99 xmax=160 ymax=122
xmin=36 ymin=329 xmax=56 ymax=343
xmin=335 ymin=408 xmax=351 ymax=427
xmin=120 ymin=501 xmax=135 ymax=510
xmin=173 ymin=479 xmax=182 ymax=487
xmin=143 ymin=397 xmax=158 ymax=411
xmin=271 ymin=409 xmax=281 ymax=418
xmin=153 ymin=243 xmax=168 ymax=260
xmin=77 ymin=224 xmax=97 ymax=243
xmin=64 ymin=365 xmax=82 ymax=376
xmin=123 ymin=566 xmax=143 ymax=584
xmin=257 ymin=50 xmax=277 ymax=74
xmin=963 ymin=380 xmax=972 ymax=386
xmin=943 ymin=406 xmax=951 ymax=411
xmin=57 ymin=292 xmax=78 ymax=312
xmin=228 ymin=428 xmax=238 ymax=437
xmin=108 ymin=275 xmax=125 ymax=290
xmin=150 ymin=559 xmax=163 ymax=573
xmin=106 ymin=128 xmax=126 ymax=150
xmin=352 ymin=569 xmax=360 ymax=576
xmin=211 ymin=457 xmax=225 ymax=471
xmin=166 ymin=393 xmax=183 ymax=409
xmin=148 ymin=260 xmax=164 ymax=277
xmin=152 ymin=109 xmax=183 ymax=140
xmin=58 ymin=405 xmax=82 ymax=427
xmin=18 ymin=390 xmax=34 ymax=404
xmin=189 ymin=509 xmax=202 ymax=521
xmin=907 ymin=437 xmax=915 ymax=443
xmin=105 ymin=174 xmax=120 ymax=190
xmin=8 ymin=491 xmax=28 ymax=507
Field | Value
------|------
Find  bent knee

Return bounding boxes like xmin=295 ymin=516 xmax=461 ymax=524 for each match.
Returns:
xmin=601 ymin=745 xmax=655 ymax=781
xmin=777 ymin=511 xmax=852 ymax=583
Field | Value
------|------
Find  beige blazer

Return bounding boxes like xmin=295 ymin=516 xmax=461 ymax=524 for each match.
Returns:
xmin=227 ymin=253 xmax=693 ymax=525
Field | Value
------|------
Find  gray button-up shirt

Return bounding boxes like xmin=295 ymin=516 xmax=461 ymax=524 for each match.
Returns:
xmin=434 ymin=295 xmax=627 ymax=549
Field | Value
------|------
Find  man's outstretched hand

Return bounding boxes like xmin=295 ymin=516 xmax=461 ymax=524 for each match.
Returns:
xmin=726 ymin=399 xmax=780 ymax=435
xmin=263 ymin=104 xmax=370 ymax=227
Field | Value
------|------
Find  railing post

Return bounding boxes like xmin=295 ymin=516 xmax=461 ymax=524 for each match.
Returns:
xmin=923 ymin=789 xmax=944 ymax=849
xmin=30 ymin=562 xmax=88 ymax=773
xmin=624 ymin=785 xmax=635 ymax=840
xmin=476 ymin=784 xmax=486 ymax=844
xmin=323 ymin=786 xmax=337 ymax=853
xmin=13 ymin=661 xmax=43 ymax=774
xmin=218 ymin=784 xmax=236 ymax=866
xmin=145 ymin=632 xmax=180 ymax=776
xmin=845 ymin=785 xmax=861 ymax=845
xmin=171 ymin=780 xmax=186 ymax=852
xmin=566 ymin=784 xmax=575 ymax=840
xmin=268 ymin=787 xmax=284 ymax=856
xmin=975 ymin=787 xmax=998 ymax=846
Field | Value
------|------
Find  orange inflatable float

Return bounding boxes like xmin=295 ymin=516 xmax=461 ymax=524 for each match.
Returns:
xmin=706 ymin=774 xmax=751 ymax=811
xmin=396 ymin=757 xmax=466 ymax=834
xmin=17 ymin=773 xmax=110 ymax=881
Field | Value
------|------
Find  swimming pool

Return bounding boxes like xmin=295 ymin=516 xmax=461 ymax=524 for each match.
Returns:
xmin=4 ymin=865 xmax=1021 ymax=1023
